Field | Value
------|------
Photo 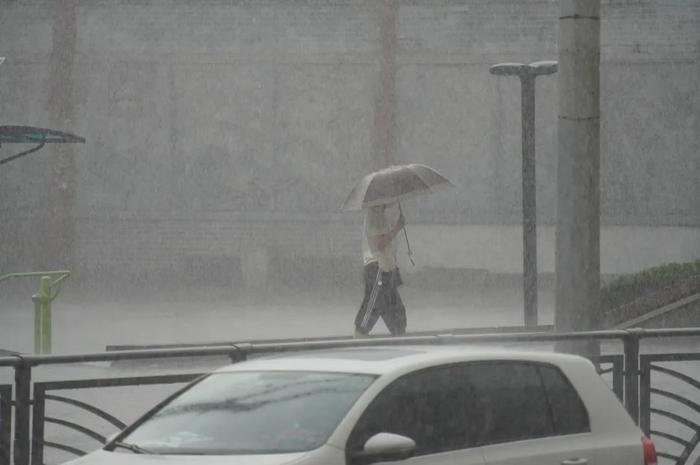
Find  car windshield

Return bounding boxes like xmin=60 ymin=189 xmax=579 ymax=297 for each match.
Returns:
xmin=116 ymin=371 xmax=375 ymax=455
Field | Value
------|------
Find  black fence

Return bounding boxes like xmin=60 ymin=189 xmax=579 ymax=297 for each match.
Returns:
xmin=598 ymin=354 xmax=624 ymax=401
xmin=1 ymin=328 xmax=699 ymax=465
xmin=640 ymin=352 xmax=700 ymax=464
xmin=30 ymin=374 xmax=201 ymax=465
xmin=1 ymin=384 xmax=11 ymax=465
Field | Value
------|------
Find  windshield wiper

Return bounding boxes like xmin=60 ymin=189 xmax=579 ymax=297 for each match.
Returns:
xmin=111 ymin=441 xmax=155 ymax=454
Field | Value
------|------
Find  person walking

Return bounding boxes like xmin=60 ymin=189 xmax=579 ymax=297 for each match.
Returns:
xmin=354 ymin=202 xmax=407 ymax=337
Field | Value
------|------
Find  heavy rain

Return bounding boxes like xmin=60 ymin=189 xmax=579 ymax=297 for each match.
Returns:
xmin=0 ymin=1 xmax=698 ymax=464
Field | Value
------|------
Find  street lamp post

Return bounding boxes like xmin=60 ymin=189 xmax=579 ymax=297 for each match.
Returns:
xmin=490 ymin=60 xmax=557 ymax=327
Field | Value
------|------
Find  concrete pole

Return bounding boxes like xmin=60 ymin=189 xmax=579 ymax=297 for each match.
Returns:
xmin=490 ymin=61 xmax=557 ymax=327
xmin=373 ymin=0 xmax=398 ymax=168
xmin=555 ymin=0 xmax=602 ymax=356
xmin=47 ymin=0 xmax=78 ymax=270
xmin=521 ymin=74 xmax=538 ymax=327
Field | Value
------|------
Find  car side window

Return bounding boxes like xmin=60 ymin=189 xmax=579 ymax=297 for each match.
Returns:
xmin=345 ymin=361 xmax=591 ymax=462
xmin=466 ymin=362 xmax=590 ymax=446
xmin=467 ymin=362 xmax=554 ymax=445
xmin=538 ymin=365 xmax=590 ymax=435
xmin=346 ymin=365 xmax=483 ymax=458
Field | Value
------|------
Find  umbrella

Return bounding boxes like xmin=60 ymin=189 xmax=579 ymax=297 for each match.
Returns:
xmin=342 ymin=163 xmax=452 ymax=211
xmin=0 ymin=126 xmax=85 ymax=165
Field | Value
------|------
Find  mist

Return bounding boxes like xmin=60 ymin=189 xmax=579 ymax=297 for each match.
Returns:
xmin=1 ymin=0 xmax=698 ymax=355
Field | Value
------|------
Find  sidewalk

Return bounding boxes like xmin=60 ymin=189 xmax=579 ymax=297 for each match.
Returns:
xmin=0 ymin=285 xmax=554 ymax=355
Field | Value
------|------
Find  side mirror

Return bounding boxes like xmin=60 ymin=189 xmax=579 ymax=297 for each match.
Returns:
xmin=353 ymin=432 xmax=416 ymax=464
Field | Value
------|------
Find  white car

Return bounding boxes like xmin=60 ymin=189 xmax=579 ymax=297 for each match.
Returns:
xmin=64 ymin=346 xmax=657 ymax=465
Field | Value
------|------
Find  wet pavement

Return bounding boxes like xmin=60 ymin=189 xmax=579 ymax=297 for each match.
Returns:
xmin=0 ymin=286 xmax=556 ymax=355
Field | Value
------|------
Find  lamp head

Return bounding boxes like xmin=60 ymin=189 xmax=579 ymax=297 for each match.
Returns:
xmin=489 ymin=63 xmax=526 ymax=76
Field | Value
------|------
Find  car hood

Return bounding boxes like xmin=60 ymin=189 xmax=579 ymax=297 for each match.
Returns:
xmin=62 ymin=449 xmax=309 ymax=465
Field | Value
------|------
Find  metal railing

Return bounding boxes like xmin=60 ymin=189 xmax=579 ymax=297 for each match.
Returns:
xmin=31 ymin=374 xmax=202 ymax=465
xmin=640 ymin=352 xmax=700 ymax=464
xmin=0 ymin=327 xmax=699 ymax=465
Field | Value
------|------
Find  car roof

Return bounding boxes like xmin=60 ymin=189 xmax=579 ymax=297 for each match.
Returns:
xmin=214 ymin=345 xmax=589 ymax=376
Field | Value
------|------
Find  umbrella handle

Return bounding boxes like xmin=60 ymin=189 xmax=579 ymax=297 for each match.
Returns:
xmin=403 ymin=227 xmax=415 ymax=266
xmin=398 ymin=203 xmax=415 ymax=267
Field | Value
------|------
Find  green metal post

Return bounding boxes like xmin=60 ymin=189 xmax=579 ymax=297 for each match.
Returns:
xmin=0 ymin=271 xmax=69 ymax=354
xmin=33 ymin=277 xmax=53 ymax=354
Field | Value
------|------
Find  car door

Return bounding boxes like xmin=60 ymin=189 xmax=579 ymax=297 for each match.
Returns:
xmin=345 ymin=364 xmax=486 ymax=465
xmin=465 ymin=362 xmax=596 ymax=465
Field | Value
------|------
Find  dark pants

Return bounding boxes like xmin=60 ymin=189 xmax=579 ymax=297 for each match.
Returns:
xmin=354 ymin=262 xmax=406 ymax=336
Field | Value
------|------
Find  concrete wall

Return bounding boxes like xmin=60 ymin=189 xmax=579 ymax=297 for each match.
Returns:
xmin=0 ymin=0 xmax=698 ymax=291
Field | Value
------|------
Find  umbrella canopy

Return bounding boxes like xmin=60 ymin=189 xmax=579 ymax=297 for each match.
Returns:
xmin=342 ymin=163 xmax=452 ymax=211
xmin=0 ymin=126 xmax=85 ymax=144
xmin=0 ymin=126 xmax=85 ymax=165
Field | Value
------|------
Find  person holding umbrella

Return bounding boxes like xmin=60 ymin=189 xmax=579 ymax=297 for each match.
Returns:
xmin=354 ymin=201 xmax=407 ymax=337
xmin=343 ymin=164 xmax=452 ymax=337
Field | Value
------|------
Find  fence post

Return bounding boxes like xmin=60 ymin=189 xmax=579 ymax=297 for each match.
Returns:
xmin=228 ymin=344 xmax=250 ymax=364
xmin=612 ymin=356 xmax=624 ymax=403
xmin=14 ymin=363 xmax=32 ymax=465
xmin=639 ymin=356 xmax=651 ymax=435
xmin=0 ymin=385 xmax=12 ymax=465
xmin=623 ymin=331 xmax=641 ymax=424
xmin=31 ymin=384 xmax=46 ymax=465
